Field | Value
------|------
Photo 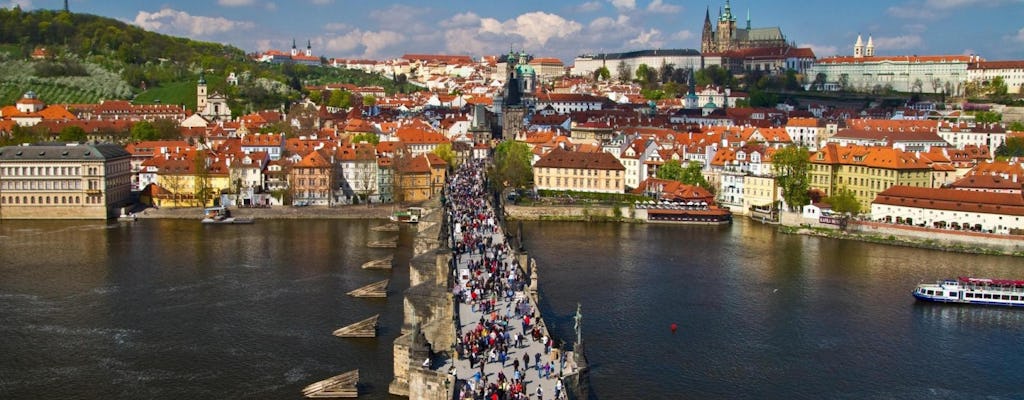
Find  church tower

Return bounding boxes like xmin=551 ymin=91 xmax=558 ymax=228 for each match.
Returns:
xmin=290 ymin=39 xmax=298 ymax=57
xmin=716 ymin=0 xmax=737 ymax=50
xmin=865 ymin=35 xmax=875 ymax=57
xmin=305 ymin=40 xmax=312 ymax=57
xmin=197 ymin=72 xmax=208 ymax=114
xmin=854 ymin=35 xmax=864 ymax=58
xmin=701 ymin=7 xmax=715 ymax=53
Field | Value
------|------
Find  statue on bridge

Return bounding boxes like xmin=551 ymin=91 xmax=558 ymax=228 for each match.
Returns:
xmin=573 ymin=302 xmax=583 ymax=345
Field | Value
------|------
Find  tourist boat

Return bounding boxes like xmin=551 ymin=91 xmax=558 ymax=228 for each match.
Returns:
xmin=389 ymin=207 xmax=423 ymax=224
xmin=201 ymin=206 xmax=254 ymax=224
xmin=912 ymin=277 xmax=1024 ymax=307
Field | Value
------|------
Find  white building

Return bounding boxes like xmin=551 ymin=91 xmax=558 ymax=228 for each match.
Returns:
xmin=809 ymin=36 xmax=976 ymax=94
xmin=872 ymin=186 xmax=1024 ymax=234
xmin=534 ymin=93 xmax=606 ymax=114
xmin=571 ymin=49 xmax=710 ymax=79
xmin=967 ymin=61 xmax=1024 ymax=95
xmin=937 ymin=122 xmax=1007 ymax=155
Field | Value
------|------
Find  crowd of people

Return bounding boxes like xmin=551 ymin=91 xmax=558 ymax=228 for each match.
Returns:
xmin=443 ymin=160 xmax=565 ymax=400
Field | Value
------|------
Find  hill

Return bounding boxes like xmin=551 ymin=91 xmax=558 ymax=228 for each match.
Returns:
xmin=0 ymin=6 xmax=421 ymax=113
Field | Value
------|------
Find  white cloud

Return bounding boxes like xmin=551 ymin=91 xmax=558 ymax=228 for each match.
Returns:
xmin=441 ymin=12 xmax=481 ymax=28
xmin=609 ymin=0 xmax=636 ymax=11
xmin=800 ymin=43 xmax=839 ymax=57
xmin=324 ymin=22 xmax=349 ymax=32
xmin=646 ymin=0 xmax=681 ymax=13
xmin=1013 ymin=27 xmax=1024 ymax=43
xmin=628 ymin=29 xmax=663 ymax=47
xmin=133 ymin=8 xmax=255 ymax=37
xmin=321 ymin=29 xmax=405 ymax=58
xmin=572 ymin=1 xmax=603 ymax=12
xmin=476 ymin=12 xmax=582 ymax=49
xmin=874 ymin=35 xmax=923 ymax=50
xmin=671 ymin=30 xmax=693 ymax=41
xmin=217 ymin=0 xmax=255 ymax=6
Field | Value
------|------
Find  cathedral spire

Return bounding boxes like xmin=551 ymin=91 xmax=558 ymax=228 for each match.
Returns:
xmin=746 ymin=8 xmax=750 ymax=30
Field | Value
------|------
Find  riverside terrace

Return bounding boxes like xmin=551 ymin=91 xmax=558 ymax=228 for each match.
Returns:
xmin=435 ymin=160 xmax=587 ymax=399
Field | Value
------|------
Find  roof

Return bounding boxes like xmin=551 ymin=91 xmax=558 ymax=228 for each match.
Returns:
xmin=811 ymin=144 xmax=932 ymax=170
xmin=818 ymin=55 xmax=973 ymax=64
xmin=0 ymin=144 xmax=130 ymax=161
xmin=533 ymin=147 xmax=625 ymax=170
xmin=873 ymin=186 xmax=1024 ymax=216
xmin=576 ymin=49 xmax=700 ymax=60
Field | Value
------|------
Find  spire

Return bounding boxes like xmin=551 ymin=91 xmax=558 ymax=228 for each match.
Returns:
xmin=866 ymin=35 xmax=875 ymax=57
xmin=746 ymin=8 xmax=750 ymax=30
xmin=704 ymin=6 xmax=711 ymax=23
xmin=723 ymin=0 xmax=733 ymax=21
xmin=854 ymin=34 xmax=864 ymax=58
xmin=292 ymin=38 xmax=296 ymax=49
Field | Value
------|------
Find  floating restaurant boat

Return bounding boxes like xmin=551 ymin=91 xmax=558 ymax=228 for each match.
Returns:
xmin=389 ymin=207 xmax=423 ymax=223
xmin=201 ymin=206 xmax=254 ymax=224
xmin=912 ymin=277 xmax=1024 ymax=307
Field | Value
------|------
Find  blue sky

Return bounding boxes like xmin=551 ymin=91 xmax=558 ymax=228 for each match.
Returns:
xmin=6 ymin=0 xmax=1024 ymax=63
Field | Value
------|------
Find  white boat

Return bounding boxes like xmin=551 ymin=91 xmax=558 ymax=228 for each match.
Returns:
xmin=201 ymin=206 xmax=254 ymax=224
xmin=389 ymin=207 xmax=423 ymax=223
xmin=912 ymin=277 xmax=1024 ymax=307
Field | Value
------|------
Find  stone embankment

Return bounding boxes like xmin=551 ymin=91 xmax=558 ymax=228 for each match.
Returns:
xmin=505 ymin=204 xmax=638 ymax=222
xmin=132 ymin=205 xmax=394 ymax=220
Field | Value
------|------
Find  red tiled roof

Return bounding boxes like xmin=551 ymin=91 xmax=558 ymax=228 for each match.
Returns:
xmin=873 ymin=186 xmax=1024 ymax=216
xmin=533 ymin=147 xmax=624 ymax=170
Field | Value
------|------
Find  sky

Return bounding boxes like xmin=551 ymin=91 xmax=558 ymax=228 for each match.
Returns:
xmin=5 ymin=0 xmax=1024 ymax=64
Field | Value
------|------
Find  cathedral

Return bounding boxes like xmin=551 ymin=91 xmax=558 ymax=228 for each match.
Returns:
xmin=701 ymin=1 xmax=787 ymax=54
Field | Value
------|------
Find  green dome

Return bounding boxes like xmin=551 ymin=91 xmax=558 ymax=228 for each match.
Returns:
xmin=516 ymin=64 xmax=535 ymax=75
xmin=704 ymin=101 xmax=717 ymax=108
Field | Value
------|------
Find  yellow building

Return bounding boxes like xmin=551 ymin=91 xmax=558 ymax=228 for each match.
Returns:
xmin=809 ymin=144 xmax=933 ymax=211
xmin=394 ymin=153 xmax=447 ymax=203
xmin=533 ymin=148 xmax=625 ymax=193
xmin=289 ymin=150 xmax=335 ymax=206
xmin=742 ymin=174 xmax=779 ymax=213
xmin=145 ymin=151 xmax=231 ymax=208
xmin=0 ymin=144 xmax=132 ymax=219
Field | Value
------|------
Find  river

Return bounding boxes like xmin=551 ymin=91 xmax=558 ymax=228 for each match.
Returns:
xmin=1 ymin=219 xmax=1022 ymax=399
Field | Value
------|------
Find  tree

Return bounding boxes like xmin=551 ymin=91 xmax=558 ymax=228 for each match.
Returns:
xmin=912 ymin=78 xmax=924 ymax=93
xmin=1009 ymin=121 xmax=1024 ymax=132
xmin=193 ymin=150 xmax=213 ymax=207
xmin=489 ymin=141 xmax=533 ymax=192
xmin=930 ymin=78 xmax=942 ymax=94
xmin=130 ymin=120 xmax=158 ymax=141
xmin=826 ymin=186 xmax=860 ymax=215
xmin=58 ymin=125 xmax=87 ymax=142
xmin=362 ymin=94 xmax=376 ymax=107
xmin=152 ymin=118 xmax=180 ymax=140
xmin=351 ymin=132 xmax=380 ymax=144
xmin=974 ymin=111 xmax=1002 ymax=123
xmin=658 ymin=62 xmax=675 ymax=84
xmin=784 ymin=69 xmax=801 ymax=91
xmin=812 ymin=73 xmax=827 ymax=90
xmin=772 ymin=146 xmax=811 ymax=211
xmin=656 ymin=159 xmax=684 ymax=181
xmin=680 ymin=161 xmax=712 ymax=192
xmin=432 ymin=142 xmax=456 ymax=167
xmin=593 ymin=66 xmax=610 ymax=81
xmin=994 ymin=136 xmax=1024 ymax=159
xmin=990 ymin=76 xmax=1008 ymax=96
xmin=616 ymin=60 xmax=631 ymax=82
xmin=635 ymin=64 xmax=652 ymax=85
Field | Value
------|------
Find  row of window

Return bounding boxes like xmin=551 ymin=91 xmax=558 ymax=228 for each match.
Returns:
xmin=0 ymin=195 xmax=103 ymax=205
xmin=2 ymin=180 xmax=83 ymax=190
xmin=540 ymin=176 xmax=619 ymax=189
xmin=965 ymin=292 xmax=1022 ymax=301
xmin=537 ymin=168 xmax=621 ymax=177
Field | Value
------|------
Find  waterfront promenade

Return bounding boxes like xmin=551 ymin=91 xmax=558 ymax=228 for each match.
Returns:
xmin=439 ymin=160 xmax=571 ymax=400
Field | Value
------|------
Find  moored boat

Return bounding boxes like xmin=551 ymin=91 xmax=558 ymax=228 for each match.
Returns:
xmin=389 ymin=207 xmax=423 ymax=223
xmin=201 ymin=206 xmax=254 ymax=224
xmin=912 ymin=277 xmax=1024 ymax=307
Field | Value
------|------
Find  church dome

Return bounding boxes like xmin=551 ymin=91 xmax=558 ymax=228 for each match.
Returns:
xmin=516 ymin=64 xmax=535 ymax=76
xmin=704 ymin=101 xmax=718 ymax=108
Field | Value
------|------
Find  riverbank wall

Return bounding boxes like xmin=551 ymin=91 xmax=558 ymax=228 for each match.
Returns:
xmin=134 ymin=205 xmax=394 ymax=220
xmin=779 ymin=211 xmax=1024 ymax=256
xmin=506 ymin=204 xmax=639 ymax=222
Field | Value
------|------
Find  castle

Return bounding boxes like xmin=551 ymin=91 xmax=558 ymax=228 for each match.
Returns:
xmin=701 ymin=1 xmax=787 ymax=54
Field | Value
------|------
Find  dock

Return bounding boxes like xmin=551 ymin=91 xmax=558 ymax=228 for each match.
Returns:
xmin=302 ymin=369 xmax=359 ymax=398
xmin=347 ymin=280 xmax=389 ymax=298
xmin=360 ymin=255 xmax=393 ymax=270
xmin=333 ymin=314 xmax=379 ymax=338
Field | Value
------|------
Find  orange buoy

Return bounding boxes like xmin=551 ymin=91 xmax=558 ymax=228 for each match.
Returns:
xmin=670 ymin=323 xmax=678 ymax=333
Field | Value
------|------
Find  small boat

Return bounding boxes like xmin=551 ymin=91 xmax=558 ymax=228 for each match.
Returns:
xmin=389 ymin=207 xmax=423 ymax=223
xmin=201 ymin=206 xmax=254 ymax=224
xmin=912 ymin=277 xmax=1024 ymax=307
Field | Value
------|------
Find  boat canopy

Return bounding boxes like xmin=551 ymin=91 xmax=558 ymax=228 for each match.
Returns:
xmin=959 ymin=277 xmax=1024 ymax=287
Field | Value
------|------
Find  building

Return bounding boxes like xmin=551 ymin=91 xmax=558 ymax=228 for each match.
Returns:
xmin=196 ymin=73 xmax=232 ymax=121
xmin=571 ymin=49 xmax=705 ymax=80
xmin=809 ymin=37 xmax=976 ymax=94
xmin=701 ymin=1 xmax=788 ymax=54
xmin=809 ymin=144 xmax=933 ymax=211
xmin=493 ymin=50 xmax=536 ymax=141
xmin=0 ymin=144 xmax=132 ymax=219
xmin=871 ymin=186 xmax=1024 ymax=234
xmin=533 ymin=147 xmax=625 ymax=194
xmin=254 ymin=39 xmax=321 ymax=66
xmin=967 ymin=61 xmax=1024 ymax=95
xmin=528 ymin=58 xmax=566 ymax=82
xmin=393 ymin=153 xmax=446 ymax=202
xmin=289 ymin=150 xmax=334 ymax=206
xmin=338 ymin=143 xmax=379 ymax=204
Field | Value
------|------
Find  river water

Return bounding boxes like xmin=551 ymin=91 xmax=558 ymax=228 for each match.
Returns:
xmin=1 ymin=219 xmax=1022 ymax=399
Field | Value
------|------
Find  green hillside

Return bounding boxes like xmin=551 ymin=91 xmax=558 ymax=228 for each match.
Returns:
xmin=0 ymin=7 xmax=421 ymax=110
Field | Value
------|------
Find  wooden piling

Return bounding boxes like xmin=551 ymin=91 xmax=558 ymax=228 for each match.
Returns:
xmin=347 ymin=279 xmax=389 ymax=298
xmin=333 ymin=314 xmax=379 ymax=338
xmin=302 ymin=369 xmax=359 ymax=398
